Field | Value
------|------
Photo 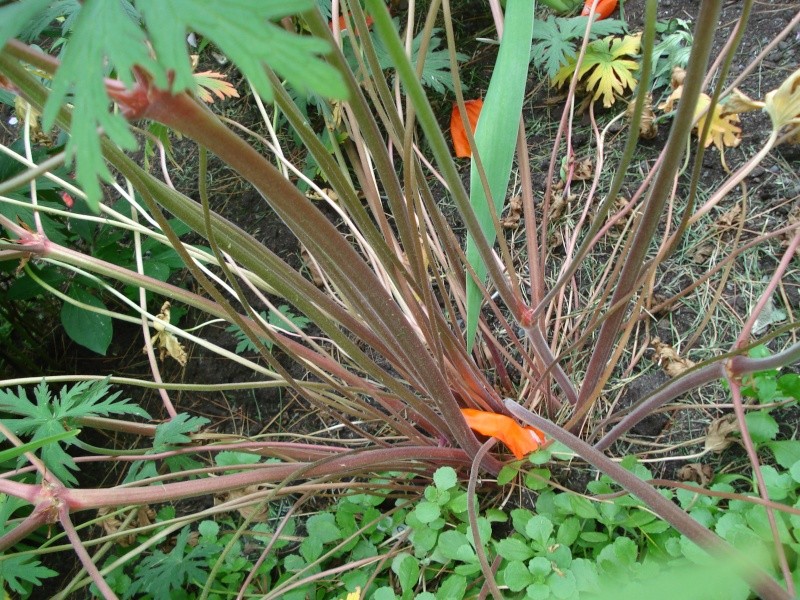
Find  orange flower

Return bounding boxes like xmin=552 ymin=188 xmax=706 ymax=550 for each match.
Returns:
xmin=329 ymin=13 xmax=374 ymax=35
xmin=581 ymin=0 xmax=618 ymax=20
xmin=450 ymin=99 xmax=483 ymax=158
xmin=461 ymin=408 xmax=545 ymax=459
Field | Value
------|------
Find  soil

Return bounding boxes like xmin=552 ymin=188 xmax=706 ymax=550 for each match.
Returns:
xmin=1 ymin=0 xmax=799 ymax=597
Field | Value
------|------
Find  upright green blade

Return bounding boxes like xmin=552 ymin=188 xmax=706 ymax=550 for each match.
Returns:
xmin=465 ymin=0 xmax=535 ymax=351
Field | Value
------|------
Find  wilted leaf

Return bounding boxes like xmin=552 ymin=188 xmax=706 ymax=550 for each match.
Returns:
xmin=501 ymin=195 xmax=523 ymax=229
xmin=98 ymin=506 xmax=155 ymax=546
xmin=692 ymin=243 xmax=714 ymax=264
xmin=215 ymin=485 xmax=270 ymax=521
xmin=677 ymin=463 xmax=714 ymax=486
xmin=572 ymin=157 xmax=594 ymax=180
xmin=763 ymin=67 xmax=800 ymax=139
xmin=148 ymin=301 xmax=188 ymax=366
xmin=715 ymin=205 xmax=742 ymax=229
xmin=752 ymin=295 xmax=787 ymax=336
xmin=301 ymin=244 xmax=325 ymax=287
xmin=720 ymin=88 xmax=763 ymax=115
xmin=694 ymin=93 xmax=741 ymax=152
xmin=652 ymin=337 xmax=695 ymax=377
xmin=627 ymin=94 xmax=657 ymax=139
xmin=192 ymin=70 xmax=239 ymax=103
xmin=704 ymin=414 xmax=739 ymax=453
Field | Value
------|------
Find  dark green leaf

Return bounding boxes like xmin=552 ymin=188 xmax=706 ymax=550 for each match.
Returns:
xmin=306 ymin=512 xmax=341 ymax=544
xmin=61 ymin=286 xmax=113 ymax=355
xmin=0 ymin=553 xmax=58 ymax=595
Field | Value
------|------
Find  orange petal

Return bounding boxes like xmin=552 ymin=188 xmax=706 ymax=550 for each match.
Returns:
xmin=450 ymin=99 xmax=483 ymax=158
xmin=330 ymin=13 xmax=374 ymax=35
xmin=581 ymin=0 xmax=618 ymax=19
xmin=461 ymin=408 xmax=544 ymax=459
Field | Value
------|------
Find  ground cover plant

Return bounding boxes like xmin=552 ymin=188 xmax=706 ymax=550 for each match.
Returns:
xmin=0 ymin=0 xmax=799 ymax=598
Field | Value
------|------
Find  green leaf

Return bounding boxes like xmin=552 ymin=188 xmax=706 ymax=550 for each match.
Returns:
xmin=41 ymin=0 xmax=161 ymax=211
xmin=0 ymin=553 xmax=58 ymax=595
xmin=126 ymin=412 xmax=208 ymax=481
xmin=0 ymin=379 xmax=147 ymax=485
xmin=496 ymin=537 xmax=534 ymax=561
xmin=373 ymin=587 xmax=399 ymax=600
xmin=436 ymin=530 xmax=475 ymax=563
xmin=744 ymin=410 xmax=779 ymax=443
xmin=556 ymin=517 xmax=581 ymax=546
xmin=214 ymin=451 xmax=262 ymax=469
xmin=226 ymin=305 xmax=310 ymax=353
xmin=433 ymin=466 xmax=458 ymax=491
xmin=790 ymin=460 xmax=800 ymax=484
xmin=123 ymin=527 xmax=219 ymax=599
xmin=61 ymin=285 xmax=113 ymax=355
xmin=502 ymin=560 xmax=534 ymax=592
xmin=529 ymin=555 xmax=552 ymax=578
xmin=137 ymin=0 xmax=347 ymax=102
xmin=373 ymin=24 xmax=466 ymax=94
xmin=198 ymin=520 xmax=219 ymax=540
xmin=778 ymin=373 xmax=800 ymax=400
xmin=525 ymin=515 xmax=554 ymax=546
xmin=497 ymin=464 xmax=519 ymax=486
xmin=758 ymin=465 xmax=793 ymax=501
xmin=391 ymin=553 xmax=419 ymax=595
xmin=465 ymin=0 xmax=535 ymax=350
xmin=531 ymin=16 xmax=627 ymax=79
xmin=306 ymin=512 xmax=341 ymax=544
xmin=0 ymin=428 xmax=79 ymax=464
xmin=0 ymin=0 xmax=52 ymax=48
xmin=414 ymin=501 xmax=441 ymax=524
xmin=436 ymin=574 xmax=466 ymax=600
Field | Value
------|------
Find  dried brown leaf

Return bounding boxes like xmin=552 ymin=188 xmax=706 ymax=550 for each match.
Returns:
xmin=148 ymin=301 xmax=188 ymax=366
xmin=652 ymin=337 xmax=695 ymax=377
xmin=215 ymin=485 xmax=271 ymax=521
xmin=572 ymin=158 xmax=594 ymax=181
xmin=98 ymin=506 xmax=155 ymax=547
xmin=704 ymin=413 xmax=739 ymax=453
xmin=549 ymin=194 xmax=570 ymax=221
xmin=677 ymin=463 xmax=714 ymax=486
xmin=628 ymin=94 xmax=657 ymax=139
xmin=692 ymin=244 xmax=714 ymax=264
xmin=716 ymin=204 xmax=742 ymax=229
xmin=501 ymin=195 xmax=523 ymax=229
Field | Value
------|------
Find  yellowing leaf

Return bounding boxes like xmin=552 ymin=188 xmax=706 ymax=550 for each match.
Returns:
xmin=763 ymin=67 xmax=800 ymax=141
xmin=193 ymin=70 xmax=240 ymax=103
xmin=720 ymin=88 xmax=763 ymax=115
xmin=148 ymin=301 xmax=188 ymax=366
xmin=553 ymin=34 xmax=641 ymax=107
xmin=694 ymin=93 xmax=741 ymax=152
xmin=658 ymin=69 xmax=742 ymax=158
